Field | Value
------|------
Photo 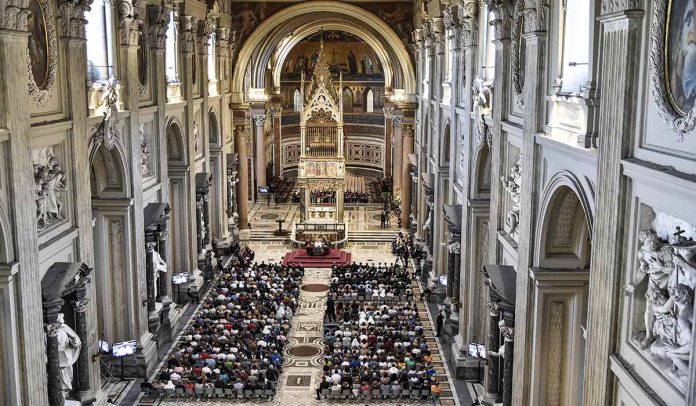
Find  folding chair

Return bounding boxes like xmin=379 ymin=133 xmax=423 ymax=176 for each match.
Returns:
xmin=165 ymin=388 xmax=175 ymax=397
xmin=244 ymin=389 xmax=253 ymax=398
xmin=254 ymin=389 xmax=264 ymax=398
xmin=421 ymin=389 xmax=431 ymax=399
xmin=214 ymin=387 xmax=224 ymax=397
xmin=174 ymin=387 xmax=184 ymax=397
xmin=381 ymin=387 xmax=390 ymax=399
xmin=321 ymin=388 xmax=330 ymax=399
xmin=401 ymin=388 xmax=410 ymax=399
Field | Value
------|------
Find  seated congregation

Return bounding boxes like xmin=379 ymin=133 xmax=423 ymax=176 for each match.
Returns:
xmin=145 ymin=260 xmax=304 ymax=400
xmin=329 ymin=262 xmax=414 ymax=303
xmin=317 ymin=302 xmax=442 ymax=401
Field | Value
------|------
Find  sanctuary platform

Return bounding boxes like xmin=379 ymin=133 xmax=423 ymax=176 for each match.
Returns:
xmin=282 ymin=248 xmax=352 ymax=267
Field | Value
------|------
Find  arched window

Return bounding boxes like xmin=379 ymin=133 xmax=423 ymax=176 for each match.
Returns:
xmin=558 ymin=0 xmax=590 ymax=92
xmin=293 ymin=88 xmax=302 ymax=112
xmin=342 ymin=88 xmax=353 ymax=112
xmin=85 ymin=0 xmax=116 ymax=82
xmin=208 ymin=33 xmax=216 ymax=81
xmin=165 ymin=10 xmax=179 ymax=83
xmin=365 ymin=89 xmax=374 ymax=113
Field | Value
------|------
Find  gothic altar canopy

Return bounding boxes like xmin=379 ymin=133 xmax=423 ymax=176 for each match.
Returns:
xmin=297 ymin=33 xmax=346 ymax=225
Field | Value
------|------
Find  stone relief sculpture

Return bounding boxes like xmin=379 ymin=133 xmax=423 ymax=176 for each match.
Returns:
xmin=624 ymin=224 xmax=696 ymax=390
xmin=139 ymin=124 xmax=151 ymax=177
xmin=510 ymin=0 xmax=525 ymax=107
xmin=55 ymin=313 xmax=81 ymax=397
xmin=501 ymin=155 xmax=522 ymax=238
xmin=34 ymin=151 xmax=68 ymax=229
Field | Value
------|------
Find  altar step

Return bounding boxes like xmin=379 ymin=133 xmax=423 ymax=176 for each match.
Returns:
xmin=247 ymin=229 xmax=289 ymax=242
xmin=348 ymin=229 xmax=401 ymax=243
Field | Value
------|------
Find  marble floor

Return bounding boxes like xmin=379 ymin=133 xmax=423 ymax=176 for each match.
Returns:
xmin=129 ymin=241 xmax=460 ymax=405
xmin=247 ymin=203 xmax=402 ymax=233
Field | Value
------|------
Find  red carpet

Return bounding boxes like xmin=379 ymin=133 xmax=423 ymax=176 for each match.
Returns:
xmin=283 ymin=248 xmax=352 ymax=267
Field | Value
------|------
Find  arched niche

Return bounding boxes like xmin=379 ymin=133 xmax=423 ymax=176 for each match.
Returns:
xmin=90 ymin=144 xmax=128 ymax=199
xmin=441 ymin=121 xmax=451 ymax=164
xmin=538 ymin=184 xmax=593 ymax=269
xmin=474 ymin=144 xmax=492 ymax=196
xmin=165 ymin=118 xmax=191 ymax=276
xmin=208 ymin=109 xmax=220 ymax=147
xmin=166 ymin=119 xmax=188 ymax=166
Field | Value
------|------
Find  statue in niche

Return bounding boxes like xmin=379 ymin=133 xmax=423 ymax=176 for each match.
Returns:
xmin=56 ymin=312 xmax=81 ymax=397
xmin=500 ymin=155 xmax=522 ymax=236
xmin=625 ymin=226 xmax=696 ymax=389
xmin=34 ymin=153 xmax=68 ymax=229
xmin=346 ymin=51 xmax=357 ymax=75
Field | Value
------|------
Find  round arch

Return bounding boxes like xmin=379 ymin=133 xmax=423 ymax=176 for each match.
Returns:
xmin=536 ymin=172 xmax=596 ymax=269
xmin=208 ymin=108 xmax=220 ymax=147
xmin=473 ymin=143 xmax=491 ymax=195
xmin=90 ymin=144 xmax=130 ymax=198
xmin=166 ymin=117 xmax=188 ymax=165
xmin=232 ymin=1 xmax=416 ymax=98
xmin=441 ymin=120 xmax=451 ymax=163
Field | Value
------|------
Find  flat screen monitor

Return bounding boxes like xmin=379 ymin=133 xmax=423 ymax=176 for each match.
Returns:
xmin=258 ymin=186 xmax=268 ymax=194
xmin=438 ymin=274 xmax=447 ymax=286
xmin=98 ymin=339 xmax=110 ymax=354
xmin=477 ymin=344 xmax=487 ymax=359
xmin=172 ymin=272 xmax=189 ymax=285
xmin=112 ymin=340 xmax=137 ymax=357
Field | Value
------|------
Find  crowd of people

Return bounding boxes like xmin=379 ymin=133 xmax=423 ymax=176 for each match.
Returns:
xmin=344 ymin=190 xmax=370 ymax=204
xmin=145 ymin=261 xmax=303 ymax=399
xmin=316 ymin=302 xmax=441 ymax=401
xmin=310 ymin=190 xmax=336 ymax=204
xmin=391 ymin=233 xmax=425 ymax=268
xmin=327 ymin=263 xmax=413 ymax=308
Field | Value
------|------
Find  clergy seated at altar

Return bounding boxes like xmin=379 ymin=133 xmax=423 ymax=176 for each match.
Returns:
xmin=306 ymin=237 xmax=330 ymax=256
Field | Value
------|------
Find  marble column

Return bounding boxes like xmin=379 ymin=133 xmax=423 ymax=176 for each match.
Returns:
xmin=392 ymin=114 xmax=404 ymax=200
xmin=234 ymin=125 xmax=250 ymax=229
xmin=43 ymin=300 xmax=65 ymax=406
xmin=500 ymin=323 xmax=514 ymax=406
xmin=583 ymin=7 xmax=644 ymax=405
xmin=270 ymin=106 xmax=282 ymax=177
xmin=401 ymin=124 xmax=414 ymax=226
xmin=0 ymin=26 xmax=48 ymax=405
xmin=70 ymin=299 xmax=91 ymax=399
xmin=483 ymin=303 xmax=501 ymax=403
xmin=252 ymin=114 xmax=267 ymax=197
xmin=384 ymin=106 xmax=394 ymax=178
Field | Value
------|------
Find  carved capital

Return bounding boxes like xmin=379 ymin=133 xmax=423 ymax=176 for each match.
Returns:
xmin=57 ymin=0 xmax=92 ymax=39
xmin=488 ymin=301 xmax=500 ymax=317
xmin=522 ymin=6 xmax=547 ymax=33
xmin=601 ymin=0 xmax=641 ymax=15
xmin=268 ymin=106 xmax=282 ymax=118
xmin=179 ymin=15 xmax=198 ymax=53
xmin=146 ymin=241 xmax=156 ymax=252
xmin=44 ymin=322 xmax=63 ymax=337
xmin=215 ymin=27 xmax=230 ymax=57
xmin=197 ymin=13 xmax=215 ymax=55
xmin=1 ymin=0 xmax=31 ymax=31
xmin=383 ymin=106 xmax=394 ymax=119
xmin=252 ymin=115 xmax=266 ymax=127
xmin=486 ymin=0 xmax=513 ymax=40
xmin=118 ymin=0 xmax=144 ymax=46
xmin=147 ymin=4 xmax=169 ymax=49
xmin=393 ymin=115 xmax=404 ymax=127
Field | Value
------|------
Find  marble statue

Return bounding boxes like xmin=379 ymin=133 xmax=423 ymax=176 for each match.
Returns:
xmin=56 ymin=313 xmax=81 ymax=396
xmin=139 ymin=124 xmax=151 ymax=177
xmin=500 ymin=155 xmax=522 ymax=237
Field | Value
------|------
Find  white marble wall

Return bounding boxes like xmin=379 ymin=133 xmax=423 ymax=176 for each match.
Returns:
xmin=413 ymin=0 xmax=696 ymax=404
